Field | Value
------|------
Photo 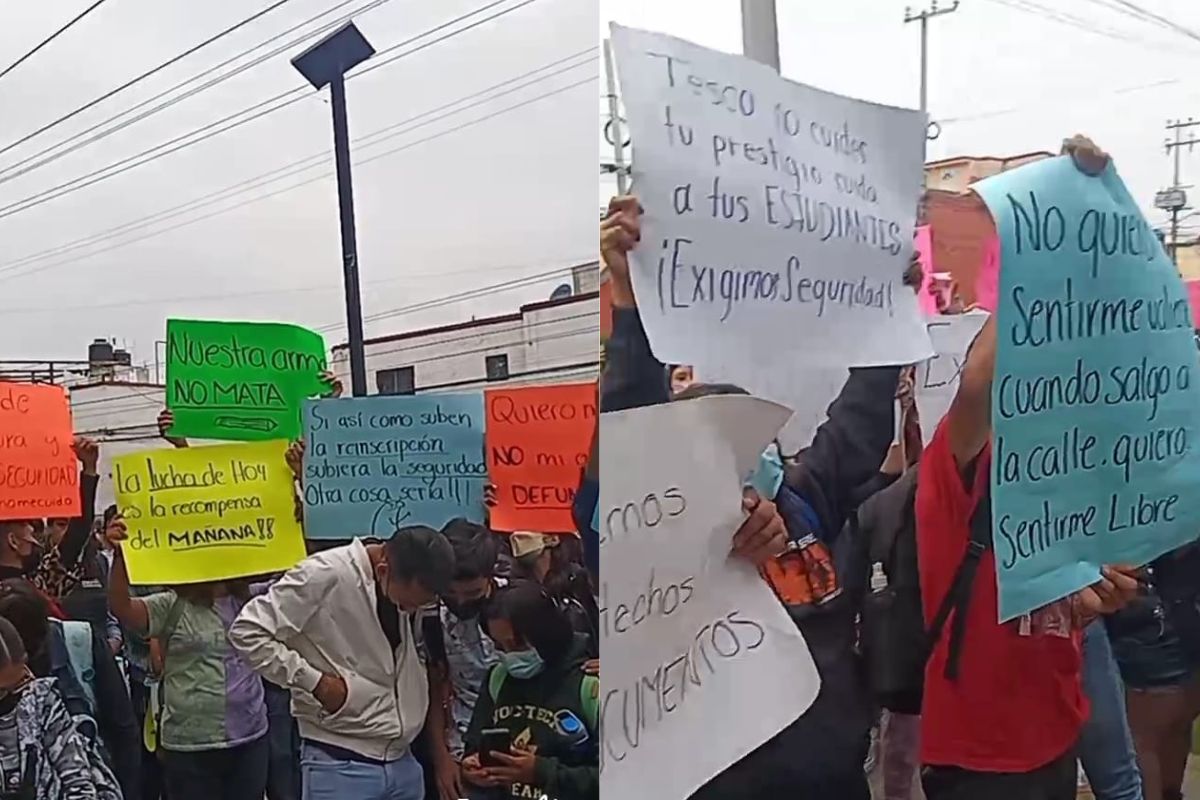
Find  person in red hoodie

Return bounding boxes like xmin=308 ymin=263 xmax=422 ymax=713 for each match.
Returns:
xmin=916 ymin=135 xmax=1140 ymax=800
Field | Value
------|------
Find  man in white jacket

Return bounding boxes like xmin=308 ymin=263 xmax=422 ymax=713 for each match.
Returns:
xmin=229 ymin=525 xmax=454 ymax=800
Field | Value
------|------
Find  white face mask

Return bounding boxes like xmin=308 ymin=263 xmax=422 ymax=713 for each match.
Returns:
xmin=501 ymin=648 xmax=545 ymax=679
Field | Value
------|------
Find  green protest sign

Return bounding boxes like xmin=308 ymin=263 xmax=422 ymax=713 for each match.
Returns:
xmin=166 ymin=319 xmax=328 ymax=441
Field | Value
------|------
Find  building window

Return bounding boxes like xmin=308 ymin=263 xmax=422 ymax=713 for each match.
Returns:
xmin=485 ymin=354 xmax=509 ymax=382
xmin=376 ymin=366 xmax=415 ymax=395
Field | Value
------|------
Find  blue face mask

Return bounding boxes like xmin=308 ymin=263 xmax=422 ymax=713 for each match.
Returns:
xmin=744 ymin=443 xmax=784 ymax=500
xmin=502 ymin=648 xmax=546 ymax=679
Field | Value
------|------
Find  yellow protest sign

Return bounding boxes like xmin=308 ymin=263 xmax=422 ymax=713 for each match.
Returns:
xmin=113 ymin=441 xmax=305 ymax=584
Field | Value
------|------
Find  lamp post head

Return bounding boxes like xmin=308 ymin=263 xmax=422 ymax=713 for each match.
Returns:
xmin=291 ymin=21 xmax=375 ymax=89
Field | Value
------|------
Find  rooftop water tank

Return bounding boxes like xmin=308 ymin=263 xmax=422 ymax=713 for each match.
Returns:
xmin=88 ymin=339 xmax=114 ymax=366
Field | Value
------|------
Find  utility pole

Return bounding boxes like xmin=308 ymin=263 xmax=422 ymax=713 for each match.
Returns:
xmin=602 ymin=40 xmax=628 ymax=196
xmin=904 ymin=1 xmax=959 ymax=157
xmin=741 ymin=0 xmax=780 ymax=72
xmin=291 ymin=23 xmax=375 ymax=397
xmin=1161 ymin=119 xmax=1200 ymax=265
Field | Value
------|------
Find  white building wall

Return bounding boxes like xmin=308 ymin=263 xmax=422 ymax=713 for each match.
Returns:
xmin=522 ymin=298 xmax=599 ymax=372
xmin=573 ymin=262 xmax=600 ymax=294
xmin=67 ymin=383 xmax=167 ymax=513
xmin=332 ymin=291 xmax=600 ymax=394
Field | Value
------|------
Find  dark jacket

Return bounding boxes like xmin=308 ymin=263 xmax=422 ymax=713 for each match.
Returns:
xmin=59 ymin=543 xmax=111 ymax=641
xmin=44 ymin=620 xmax=141 ymax=800
xmin=573 ymin=473 xmax=599 ymax=579
xmin=465 ymin=635 xmax=598 ymax=800
xmin=0 ymin=472 xmax=99 ymax=598
xmin=601 ymin=306 xmax=898 ymax=795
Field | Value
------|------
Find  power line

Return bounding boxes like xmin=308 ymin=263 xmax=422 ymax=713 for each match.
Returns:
xmin=67 ymin=312 xmax=598 ymax=414
xmin=4 ymin=258 xmax=582 ymax=314
xmin=0 ymin=0 xmax=295 ymax=160
xmin=0 ymin=0 xmax=113 ymax=82
xmin=0 ymin=0 xmax=388 ymax=187
xmin=44 ymin=265 xmax=594 ymax=410
xmin=981 ymin=0 xmax=1200 ymax=52
xmin=1079 ymin=0 xmax=1171 ymax=27
xmin=0 ymin=73 xmax=595 ymax=282
xmin=939 ymin=76 xmax=1182 ymax=125
xmin=0 ymin=0 xmax=541 ymax=222
xmin=1100 ymin=0 xmax=1200 ymax=43
xmin=0 ymin=47 xmax=594 ymax=278
xmin=43 ymin=265 xmax=596 ymax=410
xmin=0 ymin=0 xmax=514 ymax=213
xmin=316 ymin=266 xmax=592 ymax=332
xmin=79 ymin=358 xmax=601 ymax=438
xmin=343 ymin=325 xmax=600 ymax=368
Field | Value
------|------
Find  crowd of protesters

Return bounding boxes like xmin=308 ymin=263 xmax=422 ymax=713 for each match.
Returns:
xmin=0 ymin=372 xmax=600 ymax=799
xmin=7 ymin=130 xmax=1200 ymax=800
xmin=596 ymin=134 xmax=1200 ymax=800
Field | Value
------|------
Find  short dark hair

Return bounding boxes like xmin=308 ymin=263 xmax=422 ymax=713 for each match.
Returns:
xmin=0 ymin=520 xmax=33 ymax=536
xmin=441 ymin=519 xmax=498 ymax=581
xmin=0 ymin=617 xmax=25 ymax=669
xmin=486 ymin=580 xmax=574 ymax=665
xmin=0 ymin=580 xmax=49 ymax=658
xmin=672 ymin=383 xmax=750 ymax=402
xmin=386 ymin=526 xmax=454 ymax=596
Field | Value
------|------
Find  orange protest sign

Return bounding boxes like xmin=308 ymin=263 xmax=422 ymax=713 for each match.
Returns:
xmin=0 ymin=382 xmax=80 ymax=520
xmin=485 ymin=382 xmax=596 ymax=532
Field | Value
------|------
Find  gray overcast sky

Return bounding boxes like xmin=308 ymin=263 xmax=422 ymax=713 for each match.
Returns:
xmin=601 ymin=0 xmax=1200 ymax=236
xmin=0 ymin=0 xmax=598 ymax=363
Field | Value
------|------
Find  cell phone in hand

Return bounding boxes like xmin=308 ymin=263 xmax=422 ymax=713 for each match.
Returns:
xmin=480 ymin=728 xmax=510 ymax=767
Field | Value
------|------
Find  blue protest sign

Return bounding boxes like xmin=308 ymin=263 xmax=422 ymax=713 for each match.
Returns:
xmin=301 ymin=393 xmax=487 ymax=538
xmin=976 ymin=156 xmax=1200 ymax=621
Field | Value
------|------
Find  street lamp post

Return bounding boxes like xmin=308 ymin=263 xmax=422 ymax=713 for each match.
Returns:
xmin=291 ymin=22 xmax=376 ymax=397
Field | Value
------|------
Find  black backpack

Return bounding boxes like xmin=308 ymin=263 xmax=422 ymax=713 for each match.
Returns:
xmin=856 ymin=467 xmax=992 ymax=714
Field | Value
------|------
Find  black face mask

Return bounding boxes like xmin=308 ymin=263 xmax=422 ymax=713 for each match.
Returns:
xmin=0 ymin=675 xmax=31 ymax=716
xmin=19 ymin=546 xmax=42 ymax=574
xmin=0 ymin=691 xmax=21 ymax=716
xmin=446 ymin=597 xmax=488 ymax=620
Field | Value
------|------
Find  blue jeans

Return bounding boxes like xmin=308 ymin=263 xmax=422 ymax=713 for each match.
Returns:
xmin=1079 ymin=621 xmax=1144 ymax=800
xmin=301 ymin=741 xmax=424 ymax=800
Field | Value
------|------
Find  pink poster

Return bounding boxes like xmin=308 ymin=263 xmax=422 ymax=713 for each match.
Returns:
xmin=1187 ymin=280 xmax=1200 ymax=327
xmin=974 ymin=234 xmax=1000 ymax=313
xmin=915 ymin=225 xmax=938 ymax=316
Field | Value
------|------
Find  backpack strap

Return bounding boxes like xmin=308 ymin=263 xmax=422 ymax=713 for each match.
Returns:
xmin=924 ymin=491 xmax=993 ymax=681
xmin=56 ymin=620 xmax=97 ymax=716
xmin=579 ymin=674 xmax=599 ymax=731
xmin=19 ymin=746 xmax=36 ymax=793
xmin=154 ymin=596 xmax=187 ymax=749
xmin=488 ymin=664 xmax=508 ymax=704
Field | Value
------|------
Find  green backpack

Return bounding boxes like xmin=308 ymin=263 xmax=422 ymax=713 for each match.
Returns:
xmin=487 ymin=665 xmax=599 ymax=732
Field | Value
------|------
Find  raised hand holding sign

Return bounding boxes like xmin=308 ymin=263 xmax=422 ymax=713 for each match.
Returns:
xmin=974 ymin=152 xmax=1200 ymax=620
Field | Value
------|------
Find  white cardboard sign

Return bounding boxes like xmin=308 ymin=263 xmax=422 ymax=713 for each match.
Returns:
xmin=692 ymin=361 xmax=848 ymax=455
xmin=610 ymin=24 xmax=933 ymax=370
xmin=599 ymin=396 xmax=820 ymax=799
xmin=914 ymin=311 xmax=989 ymax=443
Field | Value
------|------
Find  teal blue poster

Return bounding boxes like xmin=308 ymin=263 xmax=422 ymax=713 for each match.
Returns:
xmin=976 ymin=156 xmax=1200 ymax=621
xmin=301 ymin=394 xmax=487 ymax=538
